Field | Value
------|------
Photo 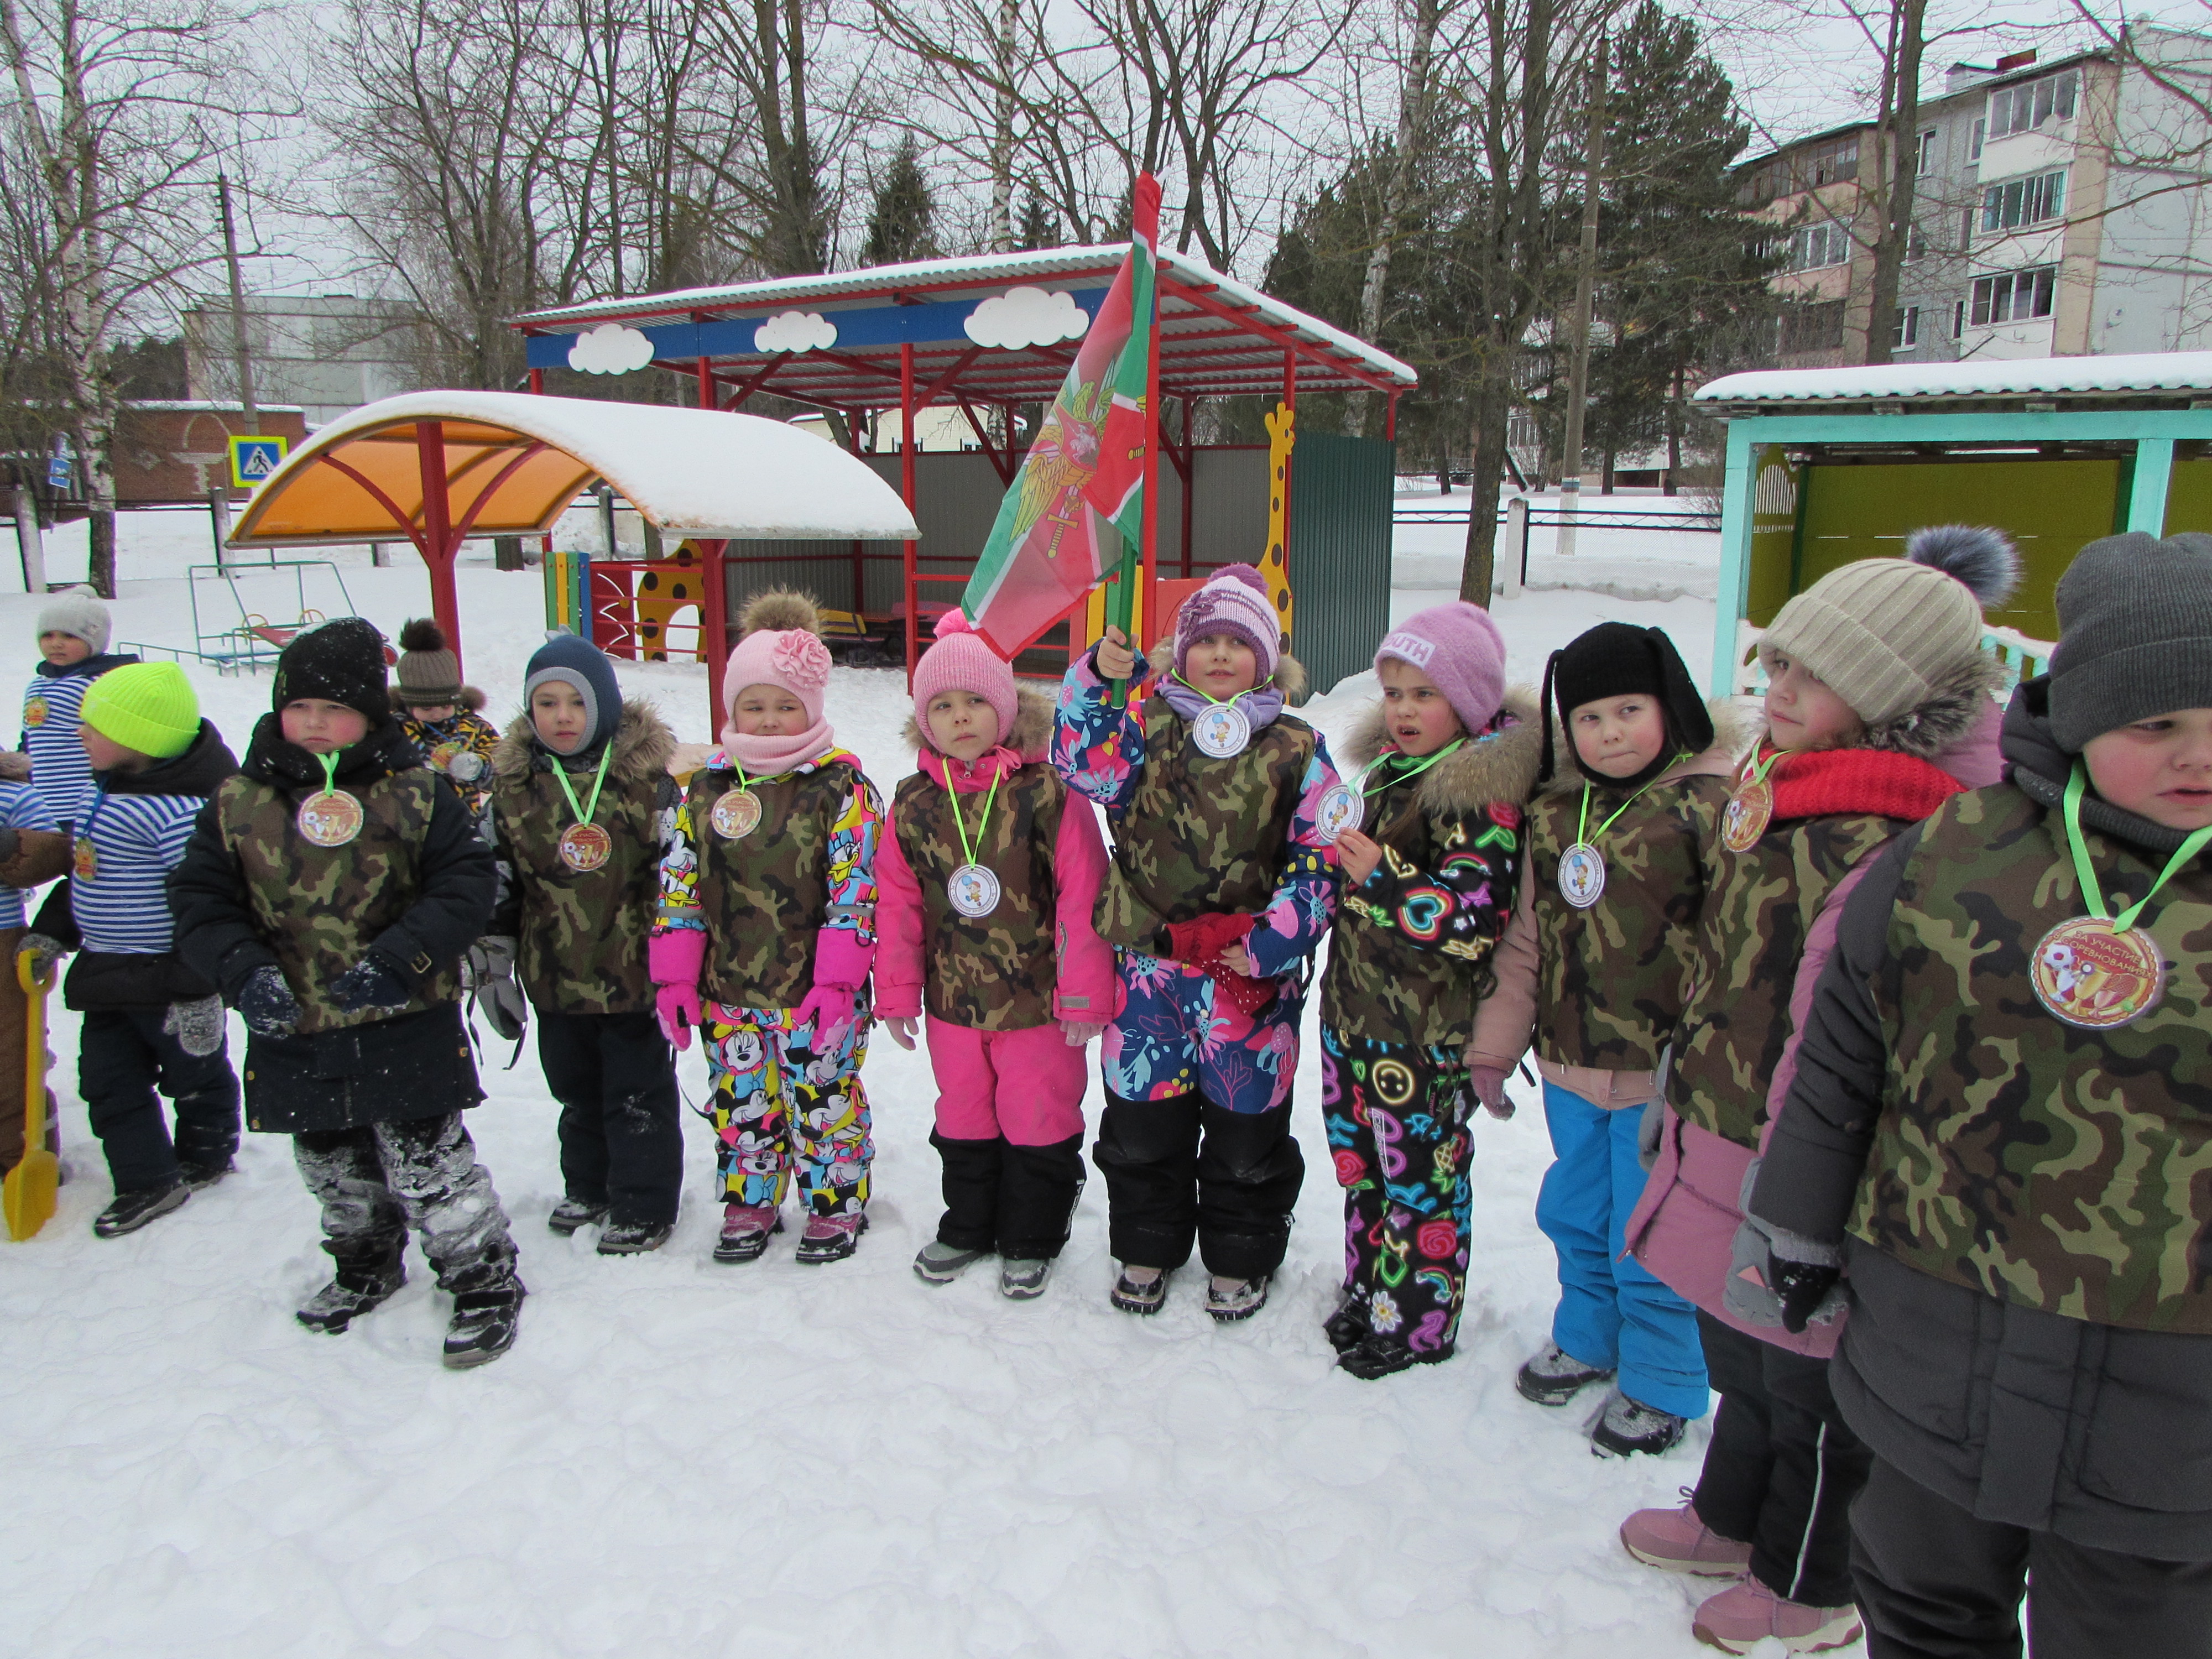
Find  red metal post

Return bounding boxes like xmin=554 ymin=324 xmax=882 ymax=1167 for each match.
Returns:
xmin=415 ymin=419 xmax=463 ymax=677
xmin=1385 ymin=391 xmax=1399 ymax=441
xmin=901 ymin=342 xmax=919 ymax=687
xmin=529 ymin=367 xmax=544 ymax=395
xmin=1180 ymin=395 xmax=1196 ymax=576
xmin=701 ymin=538 xmax=729 ymax=726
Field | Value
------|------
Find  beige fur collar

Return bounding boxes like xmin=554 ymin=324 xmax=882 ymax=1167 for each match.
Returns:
xmin=1341 ymin=688 xmax=1546 ymax=814
xmin=901 ymin=685 xmax=1055 ymax=759
xmin=492 ymin=697 xmax=675 ymax=784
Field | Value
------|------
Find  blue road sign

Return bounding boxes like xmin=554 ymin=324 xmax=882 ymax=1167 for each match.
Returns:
xmin=229 ymin=435 xmax=288 ymax=489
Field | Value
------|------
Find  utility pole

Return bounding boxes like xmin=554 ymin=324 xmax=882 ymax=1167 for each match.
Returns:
xmin=1556 ymin=23 xmax=1605 ymax=557
xmin=216 ymin=174 xmax=259 ymax=434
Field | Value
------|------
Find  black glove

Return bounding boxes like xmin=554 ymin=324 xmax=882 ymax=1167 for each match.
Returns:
xmin=237 ymin=964 xmax=303 ymax=1036
xmin=465 ymin=937 xmax=528 ymax=1042
xmin=1771 ymin=1257 xmax=1844 ymax=1335
xmin=330 ymin=954 xmax=412 ymax=1017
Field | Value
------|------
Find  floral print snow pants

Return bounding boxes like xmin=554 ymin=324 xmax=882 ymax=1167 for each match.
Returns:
xmin=1322 ymin=1025 xmax=1474 ymax=1357
xmin=701 ymin=993 xmax=872 ymax=1215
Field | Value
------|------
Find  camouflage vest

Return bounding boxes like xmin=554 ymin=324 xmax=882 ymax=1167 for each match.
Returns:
xmin=687 ymin=758 xmax=862 ymax=1009
xmin=1096 ymin=698 xmax=1316 ymax=952
xmin=1321 ymin=768 xmax=1511 ymax=1050
xmin=1853 ymin=785 xmax=2212 ymax=1334
xmin=1527 ymin=776 xmax=1727 ymax=1072
xmin=894 ymin=763 xmax=1065 ymax=1031
xmin=490 ymin=758 xmax=663 ymax=1015
xmin=1670 ymin=807 xmax=1900 ymax=1146
xmin=213 ymin=769 xmax=458 ymax=1033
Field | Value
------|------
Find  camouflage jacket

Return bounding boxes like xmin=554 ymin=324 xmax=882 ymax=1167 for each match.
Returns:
xmin=395 ymin=691 xmax=500 ymax=820
xmin=488 ymin=699 xmax=676 ymax=1015
xmin=171 ymin=716 xmax=493 ymax=1035
xmin=654 ymin=747 xmax=881 ymax=1011
xmin=1320 ymin=698 xmax=1541 ymax=1050
xmin=1052 ymin=642 xmax=1339 ymax=977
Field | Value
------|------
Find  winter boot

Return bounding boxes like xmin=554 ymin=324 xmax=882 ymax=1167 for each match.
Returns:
xmin=596 ymin=1219 xmax=672 ymax=1255
xmin=1000 ymin=1258 xmax=1052 ymax=1300
xmin=1338 ymin=1333 xmax=1451 ymax=1380
xmin=442 ymin=1284 xmax=525 ymax=1369
xmin=1516 ymin=1339 xmax=1616 ymax=1406
xmin=795 ymin=1211 xmax=867 ymax=1265
xmin=548 ymin=1197 xmax=609 ymax=1236
xmin=913 ymin=1240 xmax=990 ymax=1285
xmin=1590 ymin=1389 xmax=1688 ymax=1458
xmin=1619 ymin=1494 xmax=1754 ymax=1576
xmin=714 ymin=1203 xmax=781 ymax=1263
xmin=179 ymin=1157 xmax=235 ymax=1191
xmin=1110 ymin=1266 xmax=1169 ymax=1315
xmin=1322 ymin=1295 xmax=1370 ymax=1355
xmin=92 ymin=1182 xmax=187 ymax=1238
xmin=1205 ymin=1274 xmax=1270 ymax=1323
xmin=1692 ymin=1579 xmax=1863 ymax=1655
xmin=296 ymin=1248 xmax=407 ymax=1334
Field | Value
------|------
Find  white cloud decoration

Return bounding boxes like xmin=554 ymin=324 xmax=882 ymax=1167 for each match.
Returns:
xmin=753 ymin=311 xmax=838 ymax=353
xmin=566 ymin=324 xmax=656 ymax=374
xmin=964 ymin=287 xmax=1090 ymax=350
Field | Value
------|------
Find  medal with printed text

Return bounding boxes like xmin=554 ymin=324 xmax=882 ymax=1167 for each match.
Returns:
xmin=1721 ymin=778 xmax=1772 ymax=853
xmin=298 ymin=790 xmax=365 ymax=848
xmin=1314 ymin=782 xmax=1364 ymax=844
xmin=71 ymin=836 xmax=96 ymax=881
xmin=23 ymin=697 xmax=46 ymax=728
xmin=1191 ymin=702 xmax=1251 ymax=759
xmin=559 ymin=822 xmax=613 ymax=873
xmin=711 ymin=787 xmax=762 ymax=840
xmin=1557 ymin=842 xmax=1606 ymax=909
xmin=2031 ymin=916 xmax=2166 ymax=1029
xmin=948 ymin=862 xmax=1002 ymax=920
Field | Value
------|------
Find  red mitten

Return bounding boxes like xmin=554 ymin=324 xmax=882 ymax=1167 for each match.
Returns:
xmin=1165 ymin=912 xmax=1276 ymax=1018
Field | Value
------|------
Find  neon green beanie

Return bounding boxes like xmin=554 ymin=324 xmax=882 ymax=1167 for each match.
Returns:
xmin=82 ymin=662 xmax=200 ymax=760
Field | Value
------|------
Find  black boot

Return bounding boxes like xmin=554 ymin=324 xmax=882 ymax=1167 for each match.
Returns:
xmin=443 ymin=1284 xmax=525 ymax=1369
xmin=1322 ymin=1296 xmax=1370 ymax=1355
xmin=547 ymin=1197 xmax=608 ymax=1236
xmin=596 ymin=1218 xmax=672 ymax=1255
xmin=1339 ymin=1333 xmax=1452 ymax=1380
xmin=298 ymin=1245 xmax=407 ymax=1334
xmin=93 ymin=1182 xmax=187 ymax=1238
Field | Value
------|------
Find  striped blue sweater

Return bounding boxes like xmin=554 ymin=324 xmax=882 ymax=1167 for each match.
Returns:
xmin=0 ymin=780 xmax=55 ymax=931
xmin=69 ymin=785 xmax=203 ymax=954
xmin=21 ymin=654 xmax=138 ymax=830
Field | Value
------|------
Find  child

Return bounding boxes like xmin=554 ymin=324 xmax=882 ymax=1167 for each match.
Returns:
xmin=18 ymin=663 xmax=239 ymax=1237
xmin=392 ymin=618 xmax=500 ymax=821
xmin=1467 ymin=623 xmax=1734 ymax=1452
xmin=1052 ymin=563 xmax=1339 ymax=1322
xmin=649 ymin=591 xmax=883 ymax=1265
xmin=1747 ymin=531 xmax=2212 ymax=1657
xmin=875 ymin=611 xmax=1113 ymax=1299
xmin=0 ymin=770 xmax=74 ymax=1182
xmin=170 ymin=618 xmax=523 ymax=1368
xmin=20 ymin=587 xmax=139 ymax=832
xmin=1319 ymin=603 xmax=1538 ymax=1377
xmin=1617 ymin=527 xmax=2016 ymax=1655
xmin=486 ymin=634 xmax=682 ymax=1255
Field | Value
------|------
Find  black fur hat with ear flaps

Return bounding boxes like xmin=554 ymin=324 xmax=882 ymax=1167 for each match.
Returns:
xmin=1539 ymin=623 xmax=1714 ymax=788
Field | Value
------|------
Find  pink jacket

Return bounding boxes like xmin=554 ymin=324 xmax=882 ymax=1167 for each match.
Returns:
xmin=873 ymin=741 xmax=1117 ymax=1028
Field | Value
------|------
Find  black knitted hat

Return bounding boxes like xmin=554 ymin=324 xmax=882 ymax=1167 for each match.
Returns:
xmin=273 ymin=617 xmax=393 ymax=725
xmin=1541 ymin=622 xmax=1714 ymax=786
xmin=2049 ymin=532 xmax=2212 ymax=753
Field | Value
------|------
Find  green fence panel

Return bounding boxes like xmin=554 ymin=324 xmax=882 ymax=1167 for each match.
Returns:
xmin=1287 ymin=432 xmax=1395 ymax=698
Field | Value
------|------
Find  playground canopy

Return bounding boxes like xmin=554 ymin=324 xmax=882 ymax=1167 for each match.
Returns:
xmin=224 ymin=389 xmax=920 ymax=707
xmin=1693 ymin=349 xmax=2212 ymax=696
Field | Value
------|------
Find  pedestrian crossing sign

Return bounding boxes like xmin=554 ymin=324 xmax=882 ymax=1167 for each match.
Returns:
xmin=229 ymin=435 xmax=288 ymax=489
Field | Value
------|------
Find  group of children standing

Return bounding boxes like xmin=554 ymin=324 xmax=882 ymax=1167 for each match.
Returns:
xmin=7 ymin=523 xmax=2209 ymax=1657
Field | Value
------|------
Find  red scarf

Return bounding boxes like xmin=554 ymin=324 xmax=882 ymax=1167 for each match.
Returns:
xmin=1750 ymin=745 xmax=1964 ymax=825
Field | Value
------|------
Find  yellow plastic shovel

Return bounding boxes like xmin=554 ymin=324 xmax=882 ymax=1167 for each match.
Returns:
xmin=3 ymin=951 xmax=57 ymax=1240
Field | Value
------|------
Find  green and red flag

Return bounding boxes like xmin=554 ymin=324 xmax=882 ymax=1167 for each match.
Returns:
xmin=961 ymin=172 xmax=1160 ymax=656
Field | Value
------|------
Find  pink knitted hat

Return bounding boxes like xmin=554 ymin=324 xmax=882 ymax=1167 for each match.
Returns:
xmin=912 ymin=609 xmax=1016 ymax=750
xmin=723 ymin=623 xmax=832 ymax=727
xmin=1376 ymin=602 xmax=1507 ymax=736
xmin=1175 ymin=562 xmax=1281 ymax=681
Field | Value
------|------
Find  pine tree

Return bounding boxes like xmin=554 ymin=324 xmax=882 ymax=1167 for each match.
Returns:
xmin=862 ymin=139 xmax=940 ymax=267
xmin=1015 ymin=194 xmax=1060 ymax=252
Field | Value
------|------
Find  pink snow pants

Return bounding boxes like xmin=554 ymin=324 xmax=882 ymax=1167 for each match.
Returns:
xmin=927 ymin=1016 xmax=1088 ymax=1145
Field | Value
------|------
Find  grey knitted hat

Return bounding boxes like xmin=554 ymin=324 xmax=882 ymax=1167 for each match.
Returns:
xmin=1762 ymin=525 xmax=2019 ymax=725
xmin=36 ymin=585 xmax=110 ymax=654
xmin=2048 ymin=531 xmax=2212 ymax=752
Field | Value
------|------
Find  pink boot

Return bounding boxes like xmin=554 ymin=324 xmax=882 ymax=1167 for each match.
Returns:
xmin=1620 ymin=1494 xmax=1755 ymax=1576
xmin=714 ymin=1203 xmax=781 ymax=1264
xmin=1692 ymin=1579 xmax=1863 ymax=1654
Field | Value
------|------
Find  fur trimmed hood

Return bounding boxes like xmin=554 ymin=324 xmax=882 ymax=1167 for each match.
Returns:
xmin=1853 ymin=651 xmax=2008 ymax=760
xmin=492 ymin=697 xmax=675 ymax=784
xmin=902 ymin=684 xmax=1054 ymax=760
xmin=392 ymin=684 xmax=486 ymax=714
xmin=1143 ymin=635 xmax=1308 ymax=701
xmin=1342 ymin=688 xmax=1545 ymax=815
xmin=1536 ymin=697 xmax=1756 ymax=798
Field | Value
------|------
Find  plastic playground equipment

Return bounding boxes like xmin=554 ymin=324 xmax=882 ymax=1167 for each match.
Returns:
xmin=121 ymin=551 xmax=363 ymax=674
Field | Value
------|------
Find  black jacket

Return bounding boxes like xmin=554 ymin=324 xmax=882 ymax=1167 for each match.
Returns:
xmin=1751 ymin=678 xmax=2212 ymax=1558
xmin=33 ymin=720 xmax=236 ymax=1011
xmin=169 ymin=716 xmax=495 ymax=1133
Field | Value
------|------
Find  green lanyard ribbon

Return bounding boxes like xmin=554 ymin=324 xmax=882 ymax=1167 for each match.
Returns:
xmin=1361 ymin=737 xmax=1467 ymax=797
xmin=549 ymin=744 xmax=614 ymax=831
xmin=1573 ymin=753 xmax=1692 ymax=847
xmin=945 ymin=760 xmax=1005 ymax=866
xmin=316 ymin=753 xmax=342 ymax=795
xmin=2061 ymin=763 xmax=2212 ymax=930
xmin=1737 ymin=746 xmax=1783 ymax=792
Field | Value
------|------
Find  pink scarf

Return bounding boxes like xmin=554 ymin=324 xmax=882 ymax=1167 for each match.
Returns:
xmin=721 ymin=715 xmax=836 ymax=775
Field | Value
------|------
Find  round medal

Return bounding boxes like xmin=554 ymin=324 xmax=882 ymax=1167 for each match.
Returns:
xmin=559 ymin=822 xmax=613 ymax=873
xmin=711 ymin=787 xmax=763 ymax=839
xmin=71 ymin=836 xmax=96 ymax=882
xmin=1557 ymin=842 xmax=1606 ymax=909
xmin=297 ymin=789 xmax=365 ymax=848
xmin=1191 ymin=702 xmax=1251 ymax=759
xmin=1315 ymin=782 xmax=1364 ymax=844
xmin=1721 ymin=778 xmax=1773 ymax=853
xmin=948 ymin=862 xmax=1002 ymax=919
xmin=2031 ymin=916 xmax=2167 ymax=1029
xmin=445 ymin=749 xmax=486 ymax=784
xmin=23 ymin=696 xmax=46 ymax=728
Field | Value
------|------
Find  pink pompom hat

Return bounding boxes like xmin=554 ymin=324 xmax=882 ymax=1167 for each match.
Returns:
xmin=911 ymin=609 xmax=1017 ymax=750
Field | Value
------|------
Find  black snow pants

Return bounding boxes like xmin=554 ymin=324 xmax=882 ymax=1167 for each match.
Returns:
xmin=1092 ymin=1090 xmax=1303 ymax=1279
xmin=932 ymin=1129 xmax=1085 ymax=1259
xmin=534 ymin=1007 xmax=683 ymax=1226
xmin=81 ymin=1005 xmax=239 ymax=1194
xmin=293 ymin=1111 xmax=520 ymax=1294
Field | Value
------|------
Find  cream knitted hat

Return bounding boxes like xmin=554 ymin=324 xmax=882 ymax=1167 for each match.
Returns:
xmin=1762 ymin=525 xmax=2020 ymax=724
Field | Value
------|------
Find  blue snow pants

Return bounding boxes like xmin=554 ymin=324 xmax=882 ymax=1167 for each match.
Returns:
xmin=1537 ymin=1079 xmax=1709 ymax=1419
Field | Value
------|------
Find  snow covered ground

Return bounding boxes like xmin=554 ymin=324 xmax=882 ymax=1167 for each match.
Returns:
xmin=0 ymin=505 xmax=1757 ymax=1658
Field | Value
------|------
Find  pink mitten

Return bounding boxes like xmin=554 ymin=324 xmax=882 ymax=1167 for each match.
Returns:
xmin=649 ymin=930 xmax=708 ymax=1050
xmin=655 ymin=982 xmax=701 ymax=1050
xmin=795 ymin=928 xmax=875 ymax=1052
xmin=1466 ymin=1064 xmax=1514 ymax=1120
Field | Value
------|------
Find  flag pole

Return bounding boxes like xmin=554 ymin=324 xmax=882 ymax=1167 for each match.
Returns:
xmin=1109 ymin=176 xmax=1160 ymax=709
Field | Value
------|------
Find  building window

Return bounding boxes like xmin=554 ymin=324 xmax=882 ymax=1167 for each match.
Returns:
xmin=1906 ymin=223 xmax=1930 ymax=262
xmin=1987 ymin=70 xmax=2079 ymax=140
xmin=1970 ymin=118 xmax=1985 ymax=160
xmin=1788 ymin=220 xmax=1853 ymax=272
xmin=1981 ymin=169 xmax=2066 ymax=233
xmin=1893 ymin=306 xmax=1921 ymax=349
xmin=1969 ymin=265 xmax=2057 ymax=326
xmin=1780 ymin=299 xmax=1848 ymax=354
xmin=1954 ymin=299 xmax=1968 ymax=338
xmin=1914 ymin=129 xmax=1937 ymax=176
xmin=1800 ymin=133 xmax=1860 ymax=189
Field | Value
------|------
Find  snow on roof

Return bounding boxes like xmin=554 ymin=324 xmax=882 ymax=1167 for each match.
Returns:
xmin=1693 ymin=351 xmax=2212 ymax=408
xmin=510 ymin=245 xmax=1418 ymax=388
xmin=229 ymin=389 xmax=921 ymax=547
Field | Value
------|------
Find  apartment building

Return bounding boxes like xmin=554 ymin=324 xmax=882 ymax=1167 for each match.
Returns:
xmin=1735 ymin=28 xmax=2212 ymax=369
xmin=182 ymin=294 xmax=430 ymax=426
